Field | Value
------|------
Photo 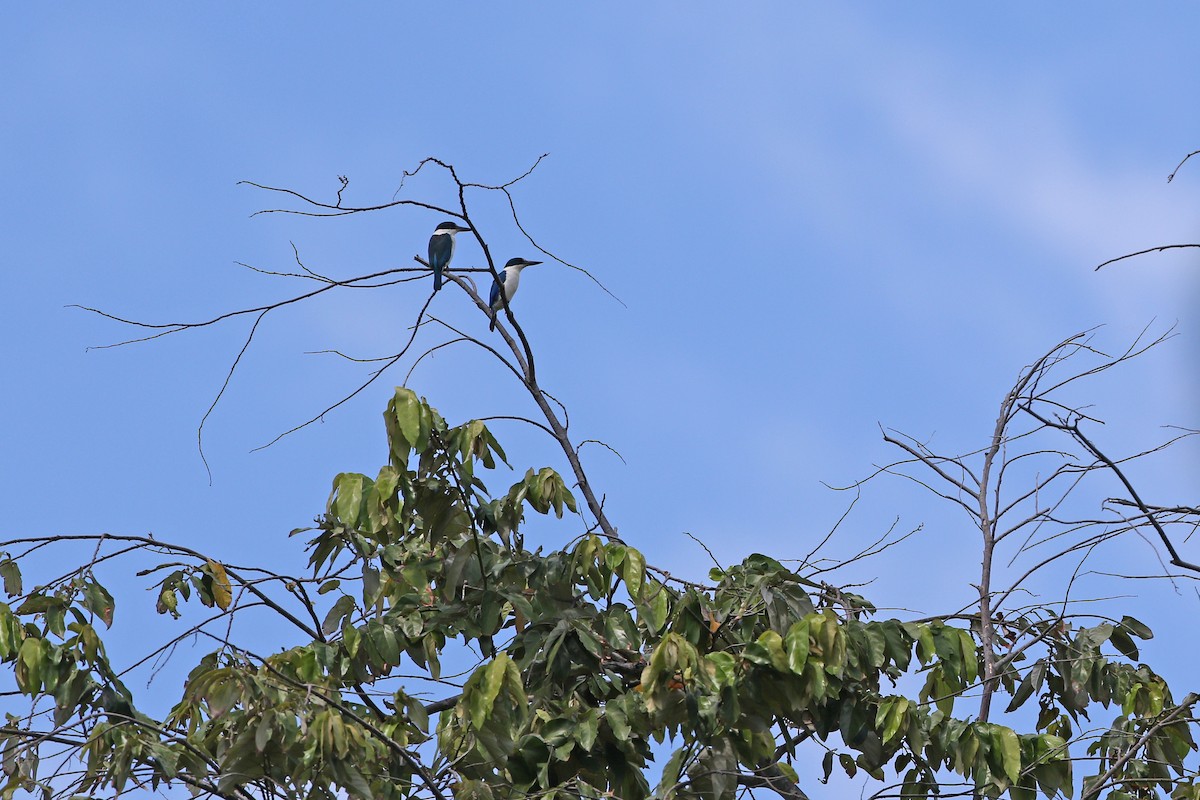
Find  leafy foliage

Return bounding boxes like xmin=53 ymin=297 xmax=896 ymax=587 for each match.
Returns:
xmin=0 ymin=388 xmax=1196 ymax=800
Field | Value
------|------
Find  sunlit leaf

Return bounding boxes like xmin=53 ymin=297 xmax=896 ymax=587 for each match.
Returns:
xmin=205 ymin=560 xmax=233 ymax=612
xmin=623 ymin=547 xmax=646 ymax=600
xmin=785 ymin=619 xmax=810 ymax=674
xmin=995 ymin=726 xmax=1021 ymax=783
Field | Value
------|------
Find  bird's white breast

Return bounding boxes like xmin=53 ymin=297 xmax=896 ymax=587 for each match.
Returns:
xmin=505 ymin=268 xmax=521 ymax=296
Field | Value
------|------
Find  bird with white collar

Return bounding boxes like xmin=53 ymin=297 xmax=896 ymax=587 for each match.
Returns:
xmin=427 ymin=220 xmax=471 ymax=292
xmin=489 ymin=257 xmax=542 ymax=330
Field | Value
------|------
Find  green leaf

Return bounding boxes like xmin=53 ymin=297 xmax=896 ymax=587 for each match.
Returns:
xmin=255 ymin=714 xmax=273 ymax=752
xmin=470 ymin=653 xmax=510 ymax=729
xmin=605 ymin=543 xmax=627 ymax=572
xmin=623 ymin=547 xmax=646 ymax=600
xmin=333 ymin=760 xmax=374 ymax=799
xmin=416 ymin=399 xmax=435 ymax=453
xmin=46 ymin=601 xmax=66 ymax=637
xmin=656 ymin=748 xmax=687 ymax=796
xmin=321 ymin=594 xmax=355 ymax=636
xmin=375 ymin=465 xmax=400 ymax=501
xmin=881 ymin=620 xmax=913 ymax=671
xmin=915 ymin=624 xmax=935 ymax=665
xmin=1109 ymin=626 xmax=1139 ymax=660
xmin=576 ymin=709 xmax=599 ymax=752
xmin=641 ymin=581 xmax=669 ymax=633
xmin=506 ymin=735 xmax=549 ymax=790
xmin=862 ymin=623 xmax=887 ymax=668
xmin=805 ymin=660 xmax=828 ymax=700
xmin=362 ymin=564 xmax=380 ymax=606
xmin=880 ymin=697 xmax=909 ymax=744
xmin=83 ymin=581 xmax=116 ymax=628
xmin=785 ymin=620 xmax=811 ymax=674
xmin=0 ymin=560 xmax=21 ymax=597
xmin=16 ymin=636 xmax=48 ymax=692
xmin=994 ymin=726 xmax=1021 ymax=783
xmin=393 ymin=388 xmax=422 ymax=449
xmin=607 ymin=702 xmax=630 ymax=742
xmin=1122 ymin=683 xmax=1141 ymax=717
xmin=483 ymin=427 xmax=508 ymax=467
xmin=157 ymin=587 xmax=177 ymax=618
xmin=403 ymin=693 xmax=429 ymax=733
xmin=875 ymin=696 xmax=895 ymax=731
xmin=1146 ymin=680 xmax=1165 ymax=716
xmin=418 ymin=638 xmax=439 ymax=680
xmin=706 ymin=651 xmax=738 ymax=687
xmin=1120 ymin=615 xmax=1153 ymax=640
xmin=1006 ymin=660 xmax=1047 ymax=713
xmin=0 ymin=603 xmax=19 ymax=659
xmin=958 ymin=628 xmax=977 ymax=683
xmin=743 ymin=630 xmax=788 ymax=671
xmin=690 ymin=737 xmax=737 ymax=800
xmin=332 ymin=473 xmax=368 ymax=527
xmin=1009 ymin=783 xmax=1035 ymax=800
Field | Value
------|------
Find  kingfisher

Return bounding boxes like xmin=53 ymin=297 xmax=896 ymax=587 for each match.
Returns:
xmin=489 ymin=257 xmax=542 ymax=330
xmin=427 ymin=221 xmax=471 ymax=291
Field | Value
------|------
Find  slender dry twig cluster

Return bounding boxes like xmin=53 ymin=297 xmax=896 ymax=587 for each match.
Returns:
xmin=75 ymin=156 xmax=624 ymax=541
xmin=843 ymin=326 xmax=1199 ymax=727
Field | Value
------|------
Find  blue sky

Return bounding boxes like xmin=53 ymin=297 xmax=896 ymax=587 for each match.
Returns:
xmin=3 ymin=1 xmax=1200 ymax=789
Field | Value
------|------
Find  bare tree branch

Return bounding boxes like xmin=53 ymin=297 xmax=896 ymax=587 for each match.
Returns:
xmin=1094 ymin=243 xmax=1200 ymax=271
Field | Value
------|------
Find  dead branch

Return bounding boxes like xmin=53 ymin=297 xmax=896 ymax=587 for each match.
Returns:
xmin=1094 ymin=243 xmax=1200 ymax=271
xmin=78 ymin=157 xmax=623 ymax=547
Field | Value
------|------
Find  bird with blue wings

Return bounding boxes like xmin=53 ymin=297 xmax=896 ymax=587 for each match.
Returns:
xmin=427 ymin=221 xmax=471 ymax=291
xmin=489 ymin=257 xmax=542 ymax=330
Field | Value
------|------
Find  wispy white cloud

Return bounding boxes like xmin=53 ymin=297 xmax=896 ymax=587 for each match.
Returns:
xmin=870 ymin=69 xmax=1190 ymax=260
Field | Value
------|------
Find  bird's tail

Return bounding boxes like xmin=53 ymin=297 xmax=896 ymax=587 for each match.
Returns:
xmin=489 ymin=312 xmax=497 ymax=332
xmin=433 ymin=267 xmax=443 ymax=292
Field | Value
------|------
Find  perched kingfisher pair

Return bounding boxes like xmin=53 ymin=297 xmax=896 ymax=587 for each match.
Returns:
xmin=426 ymin=221 xmax=540 ymax=330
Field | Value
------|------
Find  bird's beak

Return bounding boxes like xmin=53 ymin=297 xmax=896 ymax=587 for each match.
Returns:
xmin=526 ymin=261 xmax=543 ymax=266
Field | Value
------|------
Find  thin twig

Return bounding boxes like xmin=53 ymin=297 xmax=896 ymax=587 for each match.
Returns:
xmin=1167 ymin=150 xmax=1200 ymax=183
xmin=1094 ymin=243 xmax=1200 ymax=271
